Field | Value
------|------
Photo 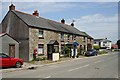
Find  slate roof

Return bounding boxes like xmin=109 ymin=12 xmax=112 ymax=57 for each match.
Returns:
xmin=81 ymin=32 xmax=93 ymax=39
xmin=0 ymin=33 xmax=19 ymax=43
xmin=66 ymin=42 xmax=79 ymax=46
xmin=0 ymin=33 xmax=6 ymax=37
xmin=47 ymin=40 xmax=59 ymax=45
xmin=10 ymin=10 xmax=88 ymax=37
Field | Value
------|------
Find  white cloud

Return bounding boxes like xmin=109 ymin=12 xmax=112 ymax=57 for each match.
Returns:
xmin=67 ymin=14 xmax=118 ymax=43
xmin=2 ymin=0 xmax=120 ymax=2
xmin=0 ymin=2 xmax=77 ymax=22
xmin=1 ymin=2 xmax=76 ymax=14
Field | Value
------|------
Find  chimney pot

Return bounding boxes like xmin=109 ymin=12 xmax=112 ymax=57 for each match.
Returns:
xmin=9 ymin=4 xmax=15 ymax=11
xmin=61 ymin=18 xmax=65 ymax=24
xmin=33 ymin=10 xmax=39 ymax=16
xmin=71 ymin=23 xmax=74 ymax=27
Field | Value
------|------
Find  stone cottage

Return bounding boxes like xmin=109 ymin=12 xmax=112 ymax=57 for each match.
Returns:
xmin=0 ymin=4 xmax=93 ymax=61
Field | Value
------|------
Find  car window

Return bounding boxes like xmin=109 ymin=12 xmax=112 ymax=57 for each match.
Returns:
xmin=0 ymin=54 xmax=2 ymax=58
xmin=0 ymin=54 xmax=9 ymax=58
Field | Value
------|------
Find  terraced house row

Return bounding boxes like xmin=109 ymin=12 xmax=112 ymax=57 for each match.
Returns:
xmin=0 ymin=4 xmax=93 ymax=61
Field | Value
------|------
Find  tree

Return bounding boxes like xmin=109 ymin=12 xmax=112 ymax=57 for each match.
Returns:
xmin=63 ymin=45 xmax=71 ymax=57
xmin=117 ymin=40 xmax=120 ymax=49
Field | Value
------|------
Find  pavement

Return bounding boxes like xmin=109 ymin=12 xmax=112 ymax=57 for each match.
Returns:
xmin=0 ymin=52 xmax=116 ymax=73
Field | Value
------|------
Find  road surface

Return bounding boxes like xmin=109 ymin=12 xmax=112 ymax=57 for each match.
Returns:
xmin=2 ymin=52 xmax=119 ymax=79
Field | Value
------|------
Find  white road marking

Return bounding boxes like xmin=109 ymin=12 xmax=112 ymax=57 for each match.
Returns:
xmin=45 ymin=76 xmax=51 ymax=78
xmin=68 ymin=64 xmax=89 ymax=72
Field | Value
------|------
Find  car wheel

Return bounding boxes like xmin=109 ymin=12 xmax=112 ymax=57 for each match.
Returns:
xmin=15 ymin=62 xmax=22 ymax=68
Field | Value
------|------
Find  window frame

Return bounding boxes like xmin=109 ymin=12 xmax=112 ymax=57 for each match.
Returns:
xmin=38 ymin=29 xmax=44 ymax=39
xmin=38 ymin=44 xmax=44 ymax=54
xmin=61 ymin=33 xmax=64 ymax=41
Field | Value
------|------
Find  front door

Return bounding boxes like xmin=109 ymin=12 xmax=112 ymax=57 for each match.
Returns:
xmin=9 ymin=44 xmax=15 ymax=57
xmin=47 ymin=45 xmax=53 ymax=60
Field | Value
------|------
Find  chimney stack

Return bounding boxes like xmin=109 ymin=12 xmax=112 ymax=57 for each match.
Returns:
xmin=9 ymin=4 xmax=15 ymax=11
xmin=61 ymin=18 xmax=65 ymax=24
xmin=71 ymin=23 xmax=74 ymax=27
xmin=33 ymin=10 xmax=39 ymax=16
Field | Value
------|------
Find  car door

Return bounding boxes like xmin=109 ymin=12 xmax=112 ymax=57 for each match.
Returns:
xmin=2 ymin=54 xmax=12 ymax=67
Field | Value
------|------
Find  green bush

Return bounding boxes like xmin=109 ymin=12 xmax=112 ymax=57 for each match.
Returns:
xmin=64 ymin=45 xmax=71 ymax=57
xmin=38 ymin=54 xmax=44 ymax=56
xmin=34 ymin=57 xmax=47 ymax=61
xmin=93 ymin=45 xmax=100 ymax=50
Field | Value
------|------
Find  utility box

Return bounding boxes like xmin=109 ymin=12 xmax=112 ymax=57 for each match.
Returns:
xmin=52 ymin=53 xmax=59 ymax=61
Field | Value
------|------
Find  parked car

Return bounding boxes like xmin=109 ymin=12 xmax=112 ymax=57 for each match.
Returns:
xmin=0 ymin=53 xmax=23 ymax=68
xmin=85 ymin=49 xmax=98 ymax=56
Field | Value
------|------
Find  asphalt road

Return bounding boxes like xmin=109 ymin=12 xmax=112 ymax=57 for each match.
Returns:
xmin=2 ymin=52 xmax=119 ymax=78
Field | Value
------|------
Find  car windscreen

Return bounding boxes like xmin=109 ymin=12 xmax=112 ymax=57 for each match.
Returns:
xmin=0 ymin=53 xmax=9 ymax=58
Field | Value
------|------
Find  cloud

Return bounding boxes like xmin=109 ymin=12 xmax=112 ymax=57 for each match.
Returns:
xmin=67 ymin=14 xmax=118 ymax=43
xmin=2 ymin=0 xmax=120 ymax=2
xmin=1 ymin=2 xmax=76 ymax=14
xmin=1 ymin=2 xmax=78 ymax=21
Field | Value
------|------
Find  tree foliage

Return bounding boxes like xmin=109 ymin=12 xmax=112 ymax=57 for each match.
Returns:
xmin=93 ymin=45 xmax=100 ymax=50
xmin=64 ymin=45 xmax=71 ymax=57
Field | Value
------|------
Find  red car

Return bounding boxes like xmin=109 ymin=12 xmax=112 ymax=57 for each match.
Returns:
xmin=0 ymin=53 xmax=23 ymax=68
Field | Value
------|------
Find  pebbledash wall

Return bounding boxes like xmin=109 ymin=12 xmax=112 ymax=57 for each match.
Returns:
xmin=28 ymin=27 xmax=89 ymax=61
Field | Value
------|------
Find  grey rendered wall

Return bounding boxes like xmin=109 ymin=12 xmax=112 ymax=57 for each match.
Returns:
xmin=1 ymin=11 xmax=29 ymax=61
xmin=0 ymin=35 xmax=19 ymax=58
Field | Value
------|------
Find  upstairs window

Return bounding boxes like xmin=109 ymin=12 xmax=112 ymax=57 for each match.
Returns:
xmin=61 ymin=33 xmax=64 ymax=41
xmin=72 ymin=35 xmax=76 ymax=40
xmin=83 ymin=37 xmax=86 ymax=42
xmin=74 ymin=35 xmax=76 ymax=40
xmin=38 ymin=29 xmax=44 ymax=38
xmin=94 ymin=42 xmax=97 ymax=44
xmin=67 ymin=34 xmax=70 ymax=40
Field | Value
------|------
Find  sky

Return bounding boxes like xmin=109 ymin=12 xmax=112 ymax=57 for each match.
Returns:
xmin=0 ymin=1 xmax=119 ymax=44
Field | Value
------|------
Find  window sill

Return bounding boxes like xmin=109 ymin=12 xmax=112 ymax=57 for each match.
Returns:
xmin=39 ymin=37 xmax=44 ymax=39
xmin=61 ymin=40 xmax=64 ymax=42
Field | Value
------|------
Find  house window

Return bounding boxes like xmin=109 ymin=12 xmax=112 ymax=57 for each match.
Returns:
xmin=61 ymin=33 xmax=64 ymax=41
xmin=72 ymin=35 xmax=76 ymax=40
xmin=67 ymin=34 xmax=70 ymax=40
xmin=90 ymin=39 xmax=92 ymax=42
xmin=83 ymin=37 xmax=86 ymax=42
xmin=38 ymin=29 xmax=44 ymax=38
xmin=38 ymin=44 xmax=44 ymax=54
xmin=74 ymin=35 xmax=76 ymax=40
xmin=84 ymin=45 xmax=86 ymax=51
xmin=94 ymin=42 xmax=97 ymax=44
xmin=53 ymin=45 xmax=59 ymax=53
